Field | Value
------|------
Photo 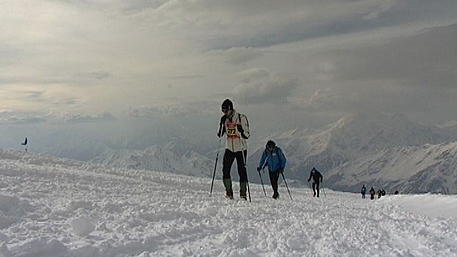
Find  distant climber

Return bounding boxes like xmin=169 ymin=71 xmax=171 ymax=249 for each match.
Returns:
xmin=369 ymin=187 xmax=375 ymax=200
xmin=307 ymin=167 xmax=323 ymax=197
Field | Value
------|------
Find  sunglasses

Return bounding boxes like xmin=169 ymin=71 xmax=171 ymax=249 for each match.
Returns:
xmin=222 ymin=109 xmax=229 ymax=113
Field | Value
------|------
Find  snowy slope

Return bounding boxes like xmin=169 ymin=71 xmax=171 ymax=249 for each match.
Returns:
xmin=1 ymin=149 xmax=457 ymax=256
xmin=327 ymin=141 xmax=457 ymax=194
xmin=380 ymin=194 xmax=457 ymax=219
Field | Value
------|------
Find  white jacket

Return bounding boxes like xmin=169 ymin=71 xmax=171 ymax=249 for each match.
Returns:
xmin=218 ymin=110 xmax=250 ymax=152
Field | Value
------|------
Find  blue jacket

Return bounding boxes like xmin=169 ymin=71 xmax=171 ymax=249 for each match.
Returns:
xmin=258 ymin=147 xmax=286 ymax=173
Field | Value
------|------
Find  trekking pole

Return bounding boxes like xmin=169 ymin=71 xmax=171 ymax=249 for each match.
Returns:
xmin=247 ymin=179 xmax=251 ymax=202
xmin=241 ymin=150 xmax=251 ymax=202
xmin=209 ymin=137 xmax=222 ymax=196
xmin=280 ymin=172 xmax=292 ymax=200
xmin=321 ymin=181 xmax=327 ymax=198
xmin=258 ymin=163 xmax=267 ymax=197
xmin=307 ymin=181 xmax=314 ymax=197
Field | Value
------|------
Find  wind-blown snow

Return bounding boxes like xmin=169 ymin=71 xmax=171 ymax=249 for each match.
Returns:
xmin=380 ymin=194 xmax=457 ymax=219
xmin=0 ymin=149 xmax=456 ymax=256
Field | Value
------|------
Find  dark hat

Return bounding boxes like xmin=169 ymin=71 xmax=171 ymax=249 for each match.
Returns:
xmin=266 ymin=140 xmax=276 ymax=149
xmin=221 ymin=99 xmax=233 ymax=110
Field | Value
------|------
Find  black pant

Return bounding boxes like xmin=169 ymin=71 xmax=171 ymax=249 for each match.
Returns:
xmin=269 ymin=170 xmax=280 ymax=196
xmin=222 ymin=149 xmax=247 ymax=182
xmin=312 ymin=182 xmax=320 ymax=197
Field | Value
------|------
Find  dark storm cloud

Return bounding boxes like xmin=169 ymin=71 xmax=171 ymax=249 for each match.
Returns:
xmin=24 ymin=91 xmax=46 ymax=102
xmin=330 ymin=24 xmax=457 ymax=88
xmin=0 ymin=111 xmax=116 ymax=125
xmin=122 ymin=0 xmax=167 ymax=14
xmin=204 ymin=0 xmax=457 ymax=49
xmin=208 ymin=47 xmax=265 ymax=65
xmin=59 ymin=112 xmax=116 ymax=123
xmin=2 ymin=0 xmax=457 ymax=131
xmin=233 ymin=68 xmax=300 ymax=104
xmin=76 ymin=71 xmax=113 ymax=80
xmin=0 ymin=116 xmax=49 ymax=125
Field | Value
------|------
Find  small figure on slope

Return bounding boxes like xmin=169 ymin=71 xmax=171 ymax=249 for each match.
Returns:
xmin=361 ymin=184 xmax=366 ymax=199
xmin=369 ymin=187 xmax=376 ymax=200
xmin=308 ymin=167 xmax=323 ymax=197
xmin=257 ymin=140 xmax=287 ymax=199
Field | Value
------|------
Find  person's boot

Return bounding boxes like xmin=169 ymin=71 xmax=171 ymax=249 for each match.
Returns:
xmin=223 ymin=178 xmax=233 ymax=199
xmin=240 ymin=181 xmax=247 ymax=200
xmin=272 ymin=192 xmax=279 ymax=199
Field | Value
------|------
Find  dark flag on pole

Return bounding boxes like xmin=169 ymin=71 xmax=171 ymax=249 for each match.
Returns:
xmin=21 ymin=137 xmax=28 ymax=152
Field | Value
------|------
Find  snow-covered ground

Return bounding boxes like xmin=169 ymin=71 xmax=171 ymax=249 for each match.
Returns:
xmin=380 ymin=194 xmax=457 ymax=220
xmin=0 ymin=150 xmax=456 ymax=256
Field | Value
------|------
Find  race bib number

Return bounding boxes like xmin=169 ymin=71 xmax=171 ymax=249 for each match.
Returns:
xmin=226 ymin=122 xmax=239 ymax=139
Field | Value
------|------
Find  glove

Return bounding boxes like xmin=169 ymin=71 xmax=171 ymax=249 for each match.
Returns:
xmin=217 ymin=127 xmax=224 ymax=138
xmin=279 ymin=168 xmax=284 ymax=174
xmin=237 ymin=124 xmax=244 ymax=133
xmin=220 ymin=115 xmax=227 ymax=125
xmin=257 ymin=167 xmax=261 ymax=172
xmin=217 ymin=116 xmax=227 ymax=138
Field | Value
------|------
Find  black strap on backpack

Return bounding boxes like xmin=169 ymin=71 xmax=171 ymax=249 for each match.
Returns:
xmin=238 ymin=113 xmax=249 ymax=139
xmin=276 ymin=147 xmax=282 ymax=168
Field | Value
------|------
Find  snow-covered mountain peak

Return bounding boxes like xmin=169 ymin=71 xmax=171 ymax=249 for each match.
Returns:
xmin=332 ymin=115 xmax=352 ymax=129
xmin=326 ymin=112 xmax=444 ymax=151
xmin=143 ymin=145 xmax=163 ymax=156
xmin=390 ymin=112 xmax=411 ymax=123
xmin=327 ymin=141 xmax=457 ymax=193
xmin=246 ymin=112 xmax=456 ymax=193
xmin=436 ymin=120 xmax=457 ymax=129
xmin=91 ymin=145 xmax=214 ymax=178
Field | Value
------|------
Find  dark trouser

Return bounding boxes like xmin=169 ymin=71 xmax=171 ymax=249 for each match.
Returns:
xmin=222 ymin=149 xmax=248 ymax=196
xmin=362 ymin=193 xmax=365 ymax=199
xmin=312 ymin=182 xmax=320 ymax=197
xmin=269 ymin=170 xmax=281 ymax=197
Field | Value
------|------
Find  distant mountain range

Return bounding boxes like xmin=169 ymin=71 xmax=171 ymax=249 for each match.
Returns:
xmin=90 ymin=141 xmax=214 ymax=178
xmin=326 ymin=141 xmax=457 ymax=194
xmin=247 ymin=113 xmax=457 ymax=194
xmin=89 ymin=112 xmax=457 ymax=194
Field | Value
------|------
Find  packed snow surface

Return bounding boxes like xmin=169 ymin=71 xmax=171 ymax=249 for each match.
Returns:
xmin=0 ymin=150 xmax=456 ymax=256
xmin=380 ymin=194 xmax=457 ymax=219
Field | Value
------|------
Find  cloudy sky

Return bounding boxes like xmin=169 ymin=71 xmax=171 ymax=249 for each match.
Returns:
xmin=1 ymin=0 xmax=457 ymax=157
